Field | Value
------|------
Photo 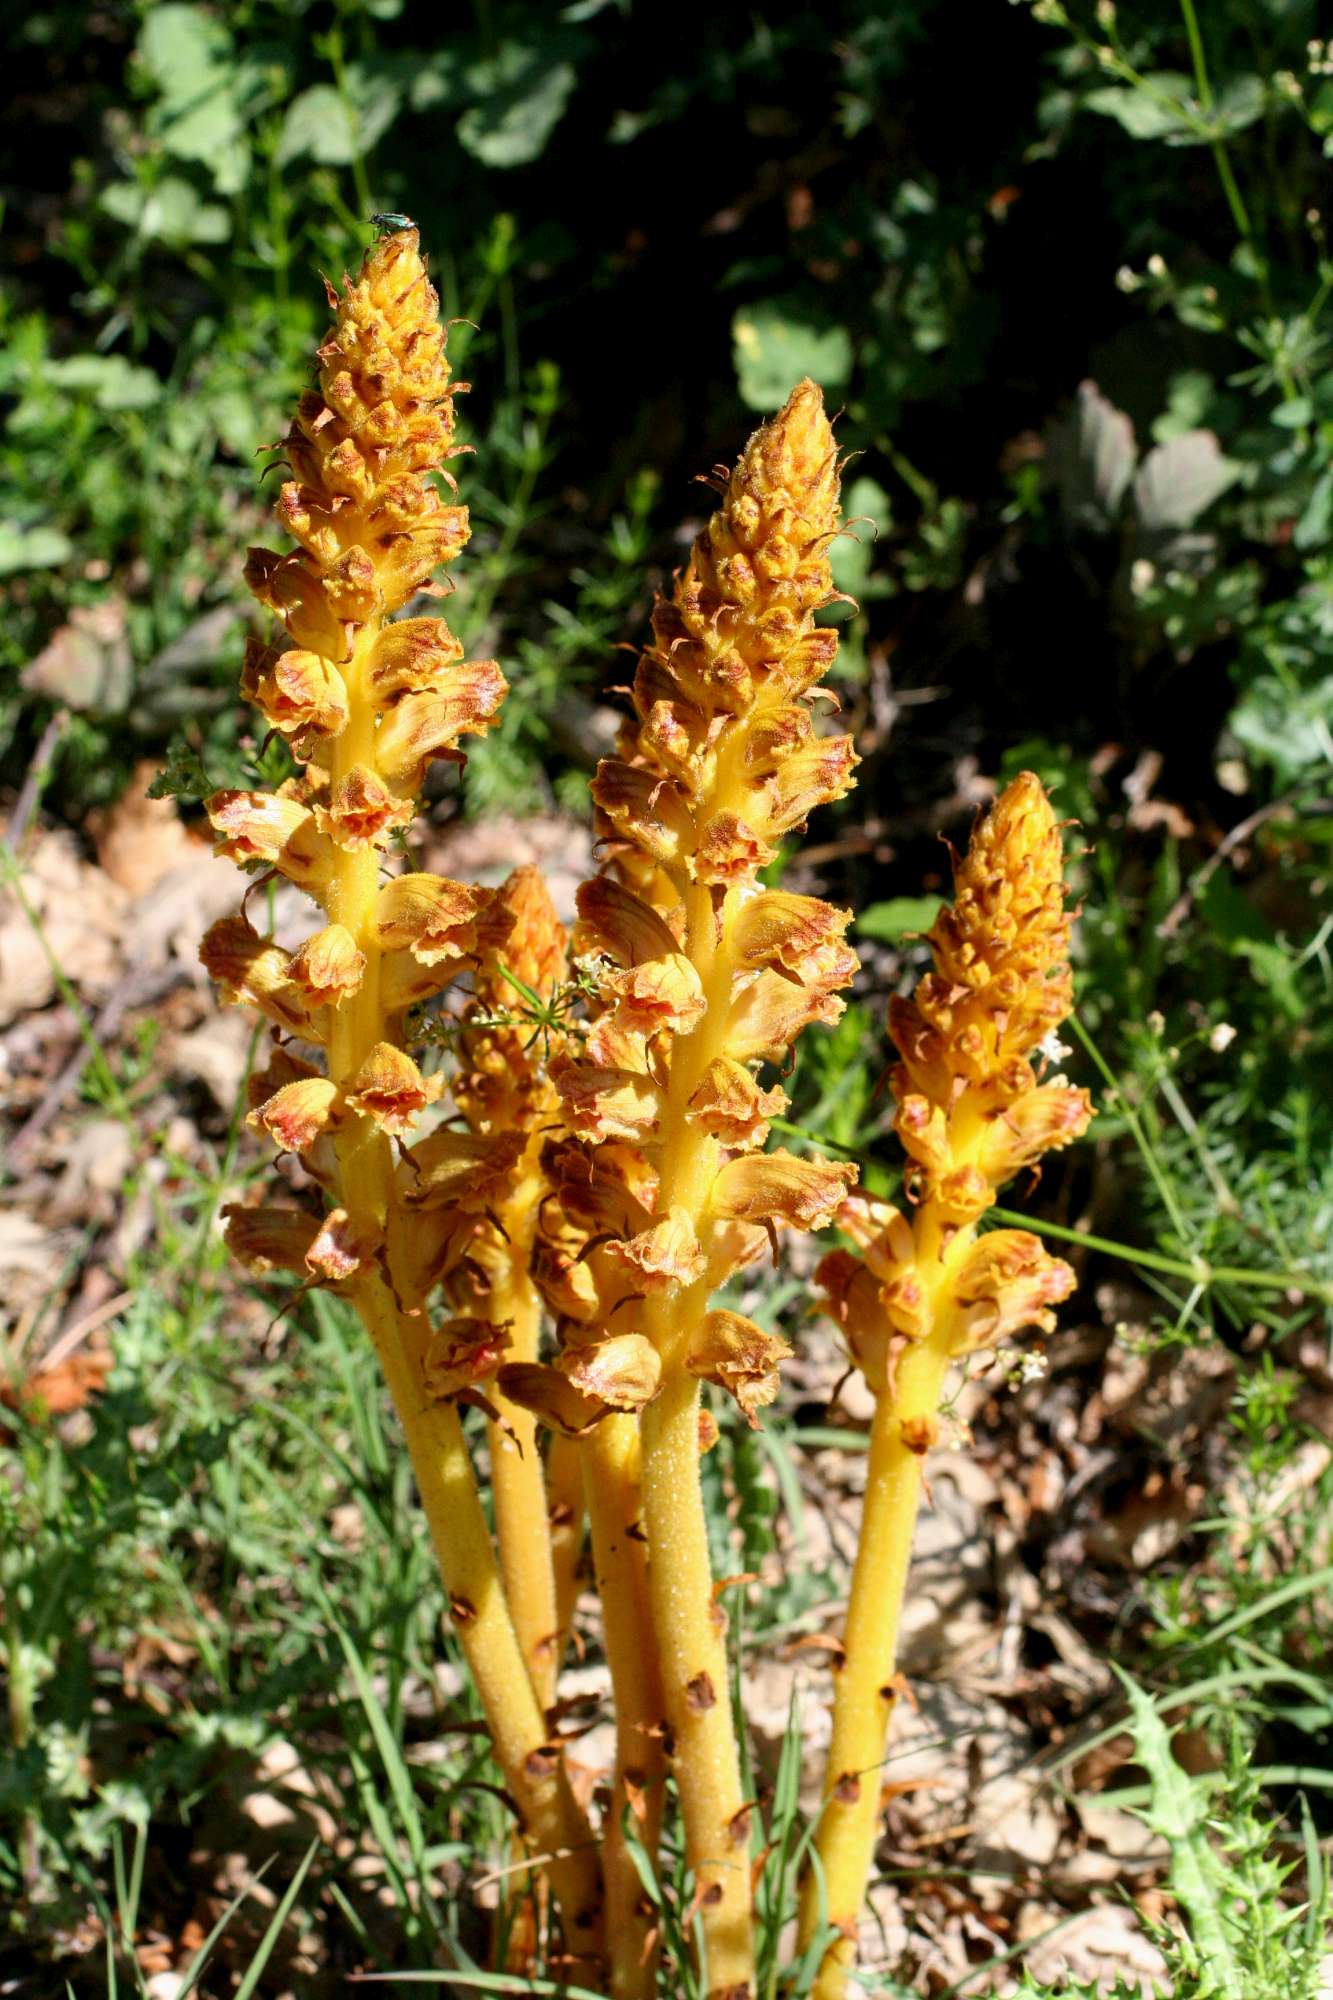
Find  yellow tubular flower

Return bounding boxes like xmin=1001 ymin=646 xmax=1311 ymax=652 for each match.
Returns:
xmin=545 ymin=381 xmax=860 ymax=2000
xmin=798 ymin=772 xmax=1093 ymax=2000
xmin=198 ymin=230 xmax=603 ymax=1966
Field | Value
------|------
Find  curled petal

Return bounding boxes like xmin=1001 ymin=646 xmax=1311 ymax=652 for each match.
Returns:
xmin=602 ymin=952 xmax=706 ymax=1037
xmin=756 ymin=732 xmax=858 ymax=834
xmin=286 ymin=924 xmax=365 ymax=1008
xmin=686 ymin=1309 xmax=793 ymax=1426
xmin=367 ymin=615 xmax=464 ymax=698
xmin=950 ymin=1229 xmax=1076 ymax=1350
xmin=199 ymin=916 xmax=312 ymax=1036
xmin=246 ymin=1049 xmax=321 ymax=1110
xmin=206 ymin=789 xmax=332 ymax=891
xmin=345 ymin=1043 xmax=443 ymax=1136
xmin=531 ymin=1237 xmax=601 ymax=1323
xmin=729 ymin=889 xmax=858 ymax=990
xmin=244 ymin=546 xmax=347 ymax=660
xmin=306 ymin=1207 xmax=378 ymax=1284
xmin=591 ymin=760 xmax=695 ymax=862
xmin=554 ymin=1059 xmax=662 ymax=1142
xmin=574 ymin=876 xmax=680 ymax=967
xmin=607 ymin=1207 xmax=706 ymax=1292
xmin=893 ymin=1094 xmax=951 ymax=1177
xmin=496 ymin=1362 xmax=608 ymax=1437
xmin=817 ymin=1247 xmax=903 ymax=1392
xmin=423 ymin=1316 xmax=510 ymax=1401
xmin=315 ymin=766 xmax=415 ymax=850
xmin=375 ymin=668 xmax=507 ymax=791
xmin=251 ymin=1076 xmax=343 ymax=1154
xmin=710 ymin=1149 xmax=857 ymax=1232
xmin=240 ymin=640 xmax=348 ymax=739
xmin=978 ymin=1083 xmax=1094 ymax=1184
xmin=932 ymin=1164 xmax=995 ymax=1225
xmin=691 ymin=811 xmax=771 ymax=885
xmin=223 ymin=1201 xmax=375 ymax=1287
xmin=725 ymin=968 xmax=844 ymax=1063
xmin=685 ymin=1057 xmax=787 ymax=1147
xmin=403 ymin=1128 xmax=526 ymax=1211
xmin=558 ymin=1333 xmax=662 ymax=1412
xmin=375 ymin=873 xmax=493 ymax=964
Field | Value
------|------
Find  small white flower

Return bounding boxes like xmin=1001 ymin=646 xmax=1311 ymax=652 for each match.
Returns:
xmin=1209 ymin=1021 xmax=1238 ymax=1054
xmin=1038 ymin=1029 xmax=1072 ymax=1065
xmin=1131 ymin=557 xmax=1156 ymax=595
xmin=1147 ymin=1009 xmax=1166 ymax=1038
xmin=1147 ymin=252 xmax=1168 ymax=279
xmin=1019 ymin=1350 xmax=1049 ymax=1383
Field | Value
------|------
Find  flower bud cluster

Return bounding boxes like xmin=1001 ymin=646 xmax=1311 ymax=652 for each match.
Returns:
xmin=200 ymin=228 xmax=511 ymax=1308
xmin=820 ymin=772 xmax=1093 ymax=1390
xmin=511 ymin=381 xmax=861 ymax=1430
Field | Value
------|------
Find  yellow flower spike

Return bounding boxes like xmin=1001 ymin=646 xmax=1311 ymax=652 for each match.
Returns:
xmin=558 ymin=379 xmax=859 ymax=2000
xmin=198 ymin=228 xmax=604 ymax=1968
xmin=798 ymin=773 xmax=1093 ymax=2000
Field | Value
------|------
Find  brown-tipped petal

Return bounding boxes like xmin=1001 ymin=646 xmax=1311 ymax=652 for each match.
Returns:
xmin=246 ymin=1048 xmax=321 ymax=1110
xmin=240 ymin=641 xmax=349 ymax=740
xmin=574 ymin=876 xmax=680 ymax=967
xmin=206 ymin=790 xmax=332 ymax=892
xmin=495 ymin=1362 xmax=608 ymax=1438
xmin=374 ymin=667 xmax=507 ymax=791
xmin=816 ymin=1248 xmax=905 ymax=1392
xmin=602 ymin=952 xmax=707 ymax=1037
xmin=710 ymin=1149 xmax=857 ymax=1232
xmin=590 ymin=760 xmax=695 ymax=862
xmin=686 ymin=1309 xmax=793 ymax=1427
xmin=374 ymin=873 xmax=491 ymax=964
xmin=345 ymin=1043 xmax=443 ymax=1136
xmin=554 ymin=1060 xmax=662 ymax=1142
xmin=893 ymin=1094 xmax=952 ymax=1178
xmin=286 ymin=924 xmax=366 ymax=1009
xmin=728 ymin=889 xmax=858 ymax=990
xmin=402 ymin=1127 xmax=527 ymax=1211
xmin=978 ymin=1082 xmax=1094 ymax=1185
xmin=691 ymin=811 xmax=772 ymax=885
xmin=315 ymin=766 xmax=415 ymax=850
xmin=558 ymin=1333 xmax=662 ymax=1413
xmin=251 ymin=1076 xmax=344 ymax=1154
xmin=367 ymin=615 xmax=465 ymax=698
xmin=423 ymin=1316 xmax=511 ymax=1400
xmin=724 ymin=967 xmax=844 ymax=1063
xmin=950 ymin=1229 xmax=1077 ymax=1350
xmin=223 ymin=1201 xmax=321 ymax=1275
xmin=244 ymin=547 xmax=348 ymax=661
xmin=685 ymin=1057 xmax=788 ymax=1147
xmin=305 ymin=1206 xmax=379 ymax=1284
xmin=530 ymin=1237 xmax=601 ymax=1323
xmin=200 ymin=915 xmax=312 ymax=1036
xmin=607 ymin=1207 xmax=706 ymax=1293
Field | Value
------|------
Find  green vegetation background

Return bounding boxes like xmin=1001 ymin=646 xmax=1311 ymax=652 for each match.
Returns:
xmin=2 ymin=1 xmax=1333 ymax=1993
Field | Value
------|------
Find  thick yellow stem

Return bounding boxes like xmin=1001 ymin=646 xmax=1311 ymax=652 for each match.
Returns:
xmin=640 ymin=1375 xmax=752 ymax=2000
xmin=487 ymin=1188 xmax=560 ymax=1711
xmin=584 ymin=1415 xmax=665 ymax=2000
xmin=353 ymin=1274 xmax=604 ymax=1961
xmin=547 ymin=1429 xmax=586 ymax=1670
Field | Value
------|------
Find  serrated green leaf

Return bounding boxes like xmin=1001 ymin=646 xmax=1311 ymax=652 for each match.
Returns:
xmin=732 ymin=302 xmax=852 ymax=412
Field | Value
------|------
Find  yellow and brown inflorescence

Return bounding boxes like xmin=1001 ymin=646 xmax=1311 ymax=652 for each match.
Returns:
xmin=502 ymin=380 xmax=861 ymax=2000
xmin=800 ymin=771 xmax=1093 ymax=2000
xmin=198 ymin=228 xmax=604 ymax=1964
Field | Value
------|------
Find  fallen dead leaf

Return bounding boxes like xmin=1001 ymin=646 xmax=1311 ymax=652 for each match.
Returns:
xmin=91 ymin=761 xmax=201 ymax=897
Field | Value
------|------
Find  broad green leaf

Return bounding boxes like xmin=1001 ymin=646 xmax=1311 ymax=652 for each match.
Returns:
xmin=1231 ymin=672 xmax=1333 ymax=783
xmin=137 ymin=5 xmax=232 ymax=105
xmin=277 ymin=86 xmax=357 ymax=166
xmin=101 ymin=175 xmax=230 ymax=247
xmin=1051 ymin=379 xmax=1136 ymax=528
xmin=829 ymin=476 xmax=892 ymax=598
xmin=1133 ymin=430 xmax=1240 ymax=531
xmin=44 ymin=355 xmax=162 ymax=412
xmin=1084 ymin=71 xmax=1198 ymax=141
xmin=857 ymin=896 xmax=941 ymax=942
xmin=0 ymin=524 xmax=74 ymax=574
xmin=458 ymin=44 xmax=577 ymax=167
xmin=732 ymin=302 xmax=852 ymax=412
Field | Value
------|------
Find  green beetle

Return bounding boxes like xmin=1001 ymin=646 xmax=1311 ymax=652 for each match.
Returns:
xmin=370 ymin=212 xmax=415 ymax=237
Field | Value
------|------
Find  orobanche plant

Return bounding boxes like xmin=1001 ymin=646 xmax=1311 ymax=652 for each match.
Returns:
xmin=200 ymin=226 xmax=1091 ymax=1999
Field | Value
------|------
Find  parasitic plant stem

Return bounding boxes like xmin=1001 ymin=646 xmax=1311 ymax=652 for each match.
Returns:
xmin=799 ymin=774 xmax=1092 ymax=1997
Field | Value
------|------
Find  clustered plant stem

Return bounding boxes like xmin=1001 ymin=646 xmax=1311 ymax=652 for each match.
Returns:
xmin=200 ymin=226 xmax=1092 ymax=2000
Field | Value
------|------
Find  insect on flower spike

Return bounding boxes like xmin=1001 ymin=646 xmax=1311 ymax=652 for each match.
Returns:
xmin=197 ymin=226 xmax=604 ymax=1966
xmin=548 ymin=379 xmax=861 ymax=2000
xmin=797 ymin=772 xmax=1093 ymax=2000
